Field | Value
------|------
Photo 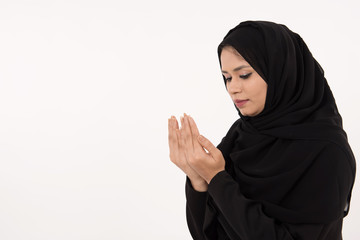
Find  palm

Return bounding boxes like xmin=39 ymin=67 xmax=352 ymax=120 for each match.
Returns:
xmin=168 ymin=116 xmax=202 ymax=182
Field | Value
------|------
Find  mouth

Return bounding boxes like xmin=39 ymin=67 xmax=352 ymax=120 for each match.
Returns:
xmin=234 ymin=99 xmax=249 ymax=108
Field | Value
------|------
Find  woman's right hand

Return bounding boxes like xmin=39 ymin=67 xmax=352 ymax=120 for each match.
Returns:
xmin=168 ymin=115 xmax=208 ymax=192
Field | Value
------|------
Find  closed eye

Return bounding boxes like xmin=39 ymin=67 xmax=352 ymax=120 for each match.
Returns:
xmin=224 ymin=73 xmax=252 ymax=82
xmin=240 ymin=73 xmax=252 ymax=79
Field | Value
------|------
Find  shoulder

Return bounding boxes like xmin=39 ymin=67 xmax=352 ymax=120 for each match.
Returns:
xmin=296 ymin=140 xmax=356 ymax=184
xmin=311 ymin=140 xmax=355 ymax=172
xmin=292 ymin=139 xmax=353 ymax=166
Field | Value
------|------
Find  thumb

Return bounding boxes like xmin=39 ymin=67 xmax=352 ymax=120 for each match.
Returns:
xmin=197 ymin=135 xmax=217 ymax=155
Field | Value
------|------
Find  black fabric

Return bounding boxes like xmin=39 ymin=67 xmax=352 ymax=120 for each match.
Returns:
xmin=186 ymin=169 xmax=346 ymax=240
xmin=215 ymin=20 xmax=356 ymax=224
xmin=185 ymin=20 xmax=356 ymax=239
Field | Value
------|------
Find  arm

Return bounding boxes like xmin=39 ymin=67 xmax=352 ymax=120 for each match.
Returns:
xmin=206 ymin=170 xmax=346 ymax=240
xmin=169 ymin=115 xmax=219 ymax=238
xmin=185 ymin=169 xmax=343 ymax=240
xmin=186 ymin=177 xmax=211 ymax=240
xmin=183 ymin=116 xmax=347 ymax=240
xmin=207 ymin=171 xmax=294 ymax=240
xmin=186 ymin=177 xmax=229 ymax=240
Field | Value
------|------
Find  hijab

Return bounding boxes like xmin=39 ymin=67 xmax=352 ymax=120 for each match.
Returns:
xmin=216 ymin=21 xmax=356 ymax=224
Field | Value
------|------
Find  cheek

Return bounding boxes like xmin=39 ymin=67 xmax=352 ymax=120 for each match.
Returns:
xmin=251 ymin=82 xmax=267 ymax=105
xmin=259 ymin=86 xmax=268 ymax=107
xmin=260 ymin=85 xmax=267 ymax=98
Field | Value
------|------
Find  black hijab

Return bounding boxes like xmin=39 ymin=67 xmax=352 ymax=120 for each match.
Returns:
xmin=216 ymin=21 xmax=356 ymax=224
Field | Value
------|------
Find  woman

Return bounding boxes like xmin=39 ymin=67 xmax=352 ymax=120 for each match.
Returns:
xmin=168 ymin=21 xmax=356 ymax=240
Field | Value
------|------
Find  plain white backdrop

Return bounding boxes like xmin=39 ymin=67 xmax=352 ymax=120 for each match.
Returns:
xmin=0 ymin=0 xmax=359 ymax=239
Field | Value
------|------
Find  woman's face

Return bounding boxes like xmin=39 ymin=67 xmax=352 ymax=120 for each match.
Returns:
xmin=220 ymin=46 xmax=267 ymax=117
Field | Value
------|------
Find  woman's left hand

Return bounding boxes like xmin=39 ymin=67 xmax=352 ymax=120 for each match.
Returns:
xmin=180 ymin=114 xmax=225 ymax=184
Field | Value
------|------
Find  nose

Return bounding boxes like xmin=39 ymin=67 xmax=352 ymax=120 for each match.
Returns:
xmin=226 ymin=78 xmax=242 ymax=95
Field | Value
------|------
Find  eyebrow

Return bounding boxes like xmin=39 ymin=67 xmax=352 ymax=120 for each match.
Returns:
xmin=221 ymin=65 xmax=250 ymax=74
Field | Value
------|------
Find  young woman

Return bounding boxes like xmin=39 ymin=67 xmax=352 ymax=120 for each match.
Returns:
xmin=168 ymin=21 xmax=356 ymax=240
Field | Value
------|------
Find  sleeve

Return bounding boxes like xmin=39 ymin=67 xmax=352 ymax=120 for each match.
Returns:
xmin=184 ymin=120 xmax=241 ymax=240
xmin=206 ymin=171 xmax=295 ymax=240
xmin=185 ymin=171 xmax=344 ymax=240
xmin=206 ymin=171 xmax=343 ymax=240
xmin=185 ymin=177 xmax=225 ymax=240
xmin=185 ymin=175 xmax=294 ymax=240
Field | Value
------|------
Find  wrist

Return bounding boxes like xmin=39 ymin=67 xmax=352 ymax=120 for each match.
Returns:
xmin=189 ymin=178 xmax=208 ymax=192
xmin=206 ymin=169 xmax=225 ymax=184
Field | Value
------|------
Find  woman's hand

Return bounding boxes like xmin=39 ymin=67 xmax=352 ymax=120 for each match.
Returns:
xmin=180 ymin=115 xmax=225 ymax=184
xmin=168 ymin=115 xmax=207 ymax=191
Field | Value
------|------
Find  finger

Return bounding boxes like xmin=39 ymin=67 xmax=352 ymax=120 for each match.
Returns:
xmin=168 ymin=117 xmax=171 ymax=134
xmin=197 ymin=135 xmax=219 ymax=157
xmin=179 ymin=123 xmax=189 ymax=158
xmin=180 ymin=115 xmax=184 ymax=129
xmin=175 ymin=128 xmax=181 ymax=143
xmin=171 ymin=117 xmax=181 ymax=142
xmin=188 ymin=116 xmax=202 ymax=146
xmin=174 ymin=116 xmax=179 ymax=130
xmin=188 ymin=116 xmax=206 ymax=154
xmin=168 ymin=117 xmax=174 ymax=143
xmin=188 ymin=115 xmax=200 ymax=136
xmin=183 ymin=114 xmax=194 ymax=151
xmin=169 ymin=117 xmax=176 ymax=137
xmin=170 ymin=116 xmax=178 ymax=137
xmin=168 ymin=117 xmax=179 ymax=153
xmin=174 ymin=117 xmax=183 ymax=146
xmin=171 ymin=117 xmax=178 ymax=139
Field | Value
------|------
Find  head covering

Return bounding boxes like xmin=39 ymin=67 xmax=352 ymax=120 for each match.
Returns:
xmin=216 ymin=21 xmax=356 ymax=224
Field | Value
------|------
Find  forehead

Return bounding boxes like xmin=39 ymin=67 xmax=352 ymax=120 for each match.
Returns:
xmin=223 ymin=45 xmax=242 ymax=55
xmin=220 ymin=46 xmax=249 ymax=71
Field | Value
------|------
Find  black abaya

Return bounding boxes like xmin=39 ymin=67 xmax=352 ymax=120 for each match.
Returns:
xmin=186 ymin=171 xmax=345 ymax=240
xmin=184 ymin=21 xmax=356 ymax=240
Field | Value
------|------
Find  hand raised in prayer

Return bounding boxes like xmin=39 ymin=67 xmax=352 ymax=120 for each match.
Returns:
xmin=179 ymin=114 xmax=225 ymax=184
xmin=168 ymin=115 xmax=207 ymax=191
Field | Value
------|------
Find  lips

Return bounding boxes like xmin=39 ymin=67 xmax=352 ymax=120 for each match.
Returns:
xmin=234 ymin=99 xmax=249 ymax=108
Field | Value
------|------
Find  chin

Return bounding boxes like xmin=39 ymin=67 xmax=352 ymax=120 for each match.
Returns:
xmin=240 ymin=111 xmax=251 ymax=117
xmin=240 ymin=110 xmax=258 ymax=117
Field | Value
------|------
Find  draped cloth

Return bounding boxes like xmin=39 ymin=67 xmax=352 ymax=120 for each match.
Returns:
xmin=215 ymin=21 xmax=356 ymax=224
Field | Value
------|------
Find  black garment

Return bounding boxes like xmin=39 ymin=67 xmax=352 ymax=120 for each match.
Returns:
xmin=185 ymin=21 xmax=355 ymax=239
xmin=186 ymin=121 xmax=352 ymax=240
xmin=186 ymin=172 xmax=344 ymax=240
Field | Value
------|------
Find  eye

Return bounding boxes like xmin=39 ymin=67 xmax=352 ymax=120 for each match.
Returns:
xmin=240 ymin=73 xmax=252 ymax=79
xmin=225 ymin=76 xmax=232 ymax=82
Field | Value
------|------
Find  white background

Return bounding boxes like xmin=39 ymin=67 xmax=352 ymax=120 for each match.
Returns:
xmin=0 ymin=0 xmax=359 ymax=239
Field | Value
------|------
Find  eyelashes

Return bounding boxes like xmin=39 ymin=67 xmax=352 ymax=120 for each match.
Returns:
xmin=241 ymin=73 xmax=252 ymax=79
xmin=224 ymin=73 xmax=252 ymax=82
